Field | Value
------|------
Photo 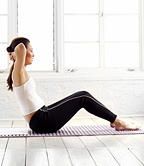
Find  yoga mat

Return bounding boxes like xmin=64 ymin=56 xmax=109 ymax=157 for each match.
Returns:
xmin=0 ymin=125 xmax=143 ymax=138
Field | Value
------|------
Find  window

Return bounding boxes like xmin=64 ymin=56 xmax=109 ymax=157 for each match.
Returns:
xmin=18 ymin=0 xmax=54 ymax=71
xmin=0 ymin=0 xmax=8 ymax=71
xmin=103 ymin=0 xmax=139 ymax=68
xmin=0 ymin=0 xmax=143 ymax=72
xmin=64 ymin=0 xmax=100 ymax=69
xmin=63 ymin=0 xmax=140 ymax=70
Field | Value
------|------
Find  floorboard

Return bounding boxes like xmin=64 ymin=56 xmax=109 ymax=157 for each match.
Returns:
xmin=0 ymin=117 xmax=143 ymax=166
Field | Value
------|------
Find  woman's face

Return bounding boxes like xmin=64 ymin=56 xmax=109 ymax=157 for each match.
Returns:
xmin=25 ymin=43 xmax=34 ymax=65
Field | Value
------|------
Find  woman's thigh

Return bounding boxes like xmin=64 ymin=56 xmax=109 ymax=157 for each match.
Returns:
xmin=46 ymin=91 xmax=88 ymax=109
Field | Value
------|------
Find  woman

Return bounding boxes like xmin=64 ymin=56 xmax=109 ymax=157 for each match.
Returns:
xmin=6 ymin=37 xmax=138 ymax=134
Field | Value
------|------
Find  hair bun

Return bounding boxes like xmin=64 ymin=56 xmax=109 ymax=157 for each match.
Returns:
xmin=6 ymin=46 xmax=13 ymax=52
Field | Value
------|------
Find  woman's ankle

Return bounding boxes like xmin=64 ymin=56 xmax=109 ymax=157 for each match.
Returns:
xmin=111 ymin=118 xmax=123 ymax=126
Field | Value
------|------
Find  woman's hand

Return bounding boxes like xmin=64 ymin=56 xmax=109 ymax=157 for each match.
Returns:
xmin=14 ymin=43 xmax=26 ymax=55
xmin=8 ymin=43 xmax=26 ymax=62
xmin=12 ymin=43 xmax=27 ymax=71
xmin=10 ymin=43 xmax=27 ymax=62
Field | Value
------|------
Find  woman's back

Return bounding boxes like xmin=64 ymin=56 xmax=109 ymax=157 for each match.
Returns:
xmin=12 ymin=68 xmax=29 ymax=87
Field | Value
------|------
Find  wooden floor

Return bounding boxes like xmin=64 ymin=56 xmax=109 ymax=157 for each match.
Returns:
xmin=0 ymin=116 xmax=144 ymax=166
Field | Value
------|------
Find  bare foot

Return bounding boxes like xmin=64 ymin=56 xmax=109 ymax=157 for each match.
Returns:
xmin=110 ymin=123 xmax=115 ymax=128
xmin=110 ymin=118 xmax=139 ymax=131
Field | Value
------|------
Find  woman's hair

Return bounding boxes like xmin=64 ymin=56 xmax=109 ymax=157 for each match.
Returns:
xmin=6 ymin=37 xmax=30 ymax=91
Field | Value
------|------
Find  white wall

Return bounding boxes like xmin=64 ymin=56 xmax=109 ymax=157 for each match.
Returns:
xmin=0 ymin=72 xmax=144 ymax=119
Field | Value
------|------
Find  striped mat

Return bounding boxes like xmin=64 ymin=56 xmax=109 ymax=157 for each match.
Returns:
xmin=0 ymin=125 xmax=143 ymax=138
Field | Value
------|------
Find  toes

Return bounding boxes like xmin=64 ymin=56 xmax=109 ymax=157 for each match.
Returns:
xmin=110 ymin=124 xmax=115 ymax=128
xmin=115 ymin=126 xmax=139 ymax=131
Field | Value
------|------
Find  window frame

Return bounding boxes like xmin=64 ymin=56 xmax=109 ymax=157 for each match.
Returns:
xmin=59 ymin=0 xmax=143 ymax=72
xmin=4 ymin=0 xmax=144 ymax=73
xmin=6 ymin=0 xmax=18 ymax=70
xmin=0 ymin=0 xmax=9 ymax=71
xmin=139 ymin=0 xmax=144 ymax=70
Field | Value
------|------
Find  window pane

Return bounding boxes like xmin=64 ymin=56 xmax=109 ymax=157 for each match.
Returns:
xmin=0 ymin=44 xmax=8 ymax=70
xmin=64 ymin=43 xmax=99 ymax=68
xmin=0 ymin=16 xmax=8 ymax=42
xmin=18 ymin=0 xmax=53 ymax=71
xmin=64 ymin=15 xmax=99 ymax=41
xmin=0 ymin=0 xmax=8 ymax=14
xmin=104 ymin=0 xmax=138 ymax=14
xmin=104 ymin=15 xmax=139 ymax=41
xmin=64 ymin=0 xmax=99 ymax=13
xmin=105 ymin=43 xmax=139 ymax=68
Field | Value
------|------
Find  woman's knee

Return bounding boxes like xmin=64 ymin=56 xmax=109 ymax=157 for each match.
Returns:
xmin=77 ymin=90 xmax=90 ymax=96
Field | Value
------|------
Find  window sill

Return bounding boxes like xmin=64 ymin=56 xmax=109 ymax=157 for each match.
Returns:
xmin=1 ymin=69 xmax=144 ymax=81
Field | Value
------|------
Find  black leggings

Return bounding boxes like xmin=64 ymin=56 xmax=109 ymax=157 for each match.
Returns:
xmin=29 ymin=91 xmax=117 ymax=133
